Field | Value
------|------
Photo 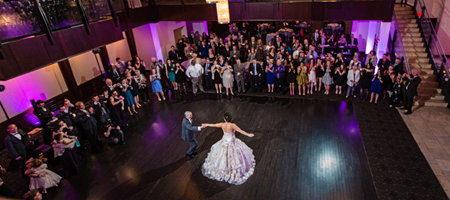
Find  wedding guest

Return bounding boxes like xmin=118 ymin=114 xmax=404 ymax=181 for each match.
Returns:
xmin=393 ymin=57 xmax=404 ymax=75
xmin=51 ymin=132 xmax=82 ymax=178
xmin=33 ymin=100 xmax=54 ymax=126
xmin=4 ymin=124 xmax=32 ymax=192
xmin=168 ymin=45 xmax=180 ymax=62
xmin=158 ymin=59 xmax=171 ymax=90
xmin=103 ymin=122 xmax=125 ymax=145
xmin=274 ymin=59 xmax=286 ymax=95
xmin=360 ymin=54 xmax=375 ymax=100
xmin=234 ymin=59 xmax=246 ymax=93
xmin=56 ymin=106 xmax=78 ymax=137
xmin=334 ymin=64 xmax=346 ymax=95
xmin=401 ymin=69 xmax=422 ymax=115
xmin=119 ymin=76 xmax=138 ymax=115
xmin=25 ymin=159 xmax=61 ymax=194
xmin=212 ymin=60 xmax=223 ymax=94
xmin=135 ymin=70 xmax=150 ymax=103
xmin=103 ymin=79 xmax=119 ymax=97
xmin=108 ymin=64 xmax=122 ymax=84
xmin=382 ymin=66 xmax=395 ymax=99
xmin=315 ymin=58 xmax=325 ymax=92
xmin=186 ymin=59 xmax=205 ymax=95
xmin=347 ymin=34 xmax=358 ymax=47
xmin=266 ymin=59 xmax=275 ymax=93
xmin=287 ymin=61 xmax=297 ymax=96
xmin=134 ymin=55 xmax=147 ymax=75
xmin=91 ymin=95 xmax=110 ymax=127
xmin=297 ymin=62 xmax=308 ymax=95
xmin=346 ymin=65 xmax=360 ymax=98
xmin=115 ymin=57 xmax=126 ymax=74
xmin=165 ymin=59 xmax=177 ymax=90
xmin=389 ymin=74 xmax=403 ymax=108
xmin=75 ymin=102 xmax=100 ymax=151
xmin=307 ymin=59 xmax=316 ymax=94
xmin=204 ymin=59 xmax=214 ymax=91
xmin=370 ymin=68 xmax=384 ymax=105
xmin=109 ymin=90 xmax=130 ymax=127
xmin=149 ymin=69 xmax=166 ymax=101
xmin=322 ymin=61 xmax=334 ymax=95
xmin=222 ymin=62 xmax=234 ymax=96
xmin=23 ymin=190 xmax=47 ymax=200
xmin=0 ymin=165 xmax=15 ymax=198
xmin=378 ymin=53 xmax=391 ymax=74
xmin=175 ymin=62 xmax=187 ymax=95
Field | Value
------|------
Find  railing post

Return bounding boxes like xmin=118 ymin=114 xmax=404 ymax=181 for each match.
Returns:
xmin=75 ymin=0 xmax=91 ymax=35
xmin=31 ymin=0 xmax=54 ymax=45
xmin=414 ymin=0 xmax=418 ymax=10
xmin=106 ymin=0 xmax=119 ymax=27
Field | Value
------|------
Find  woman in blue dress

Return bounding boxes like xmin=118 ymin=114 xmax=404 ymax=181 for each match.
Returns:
xmin=266 ymin=59 xmax=275 ymax=93
xmin=199 ymin=41 xmax=208 ymax=59
xmin=149 ymin=69 xmax=166 ymax=101
xmin=165 ymin=59 xmax=177 ymax=90
xmin=370 ymin=68 xmax=384 ymax=105
xmin=125 ymin=71 xmax=141 ymax=108
xmin=119 ymin=77 xmax=138 ymax=115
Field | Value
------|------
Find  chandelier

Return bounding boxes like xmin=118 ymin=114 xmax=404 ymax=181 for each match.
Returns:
xmin=206 ymin=0 xmax=219 ymax=3
xmin=216 ymin=0 xmax=230 ymax=24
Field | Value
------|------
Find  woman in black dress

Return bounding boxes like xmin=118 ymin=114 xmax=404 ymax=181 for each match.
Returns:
xmin=360 ymin=59 xmax=374 ymax=100
xmin=389 ymin=74 xmax=403 ymax=107
xmin=212 ymin=60 xmax=223 ymax=94
xmin=315 ymin=58 xmax=325 ymax=92
xmin=174 ymin=62 xmax=187 ymax=95
xmin=334 ymin=64 xmax=347 ymax=95
xmin=109 ymin=90 xmax=130 ymax=127
xmin=383 ymin=66 xmax=395 ymax=99
xmin=125 ymin=72 xmax=141 ymax=108
xmin=287 ymin=61 xmax=297 ymax=96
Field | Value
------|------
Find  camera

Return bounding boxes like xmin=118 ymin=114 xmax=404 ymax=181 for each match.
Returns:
xmin=104 ymin=119 xmax=117 ymax=128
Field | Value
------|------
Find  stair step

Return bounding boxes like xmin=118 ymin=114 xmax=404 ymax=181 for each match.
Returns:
xmin=404 ymin=48 xmax=427 ymax=53
xmin=404 ymin=42 xmax=424 ymax=47
xmin=396 ymin=15 xmax=416 ymax=20
xmin=408 ymin=58 xmax=429 ymax=63
xmin=394 ymin=5 xmax=413 ymax=11
xmin=422 ymin=74 xmax=436 ymax=81
xmin=398 ymin=23 xmax=418 ymax=28
xmin=405 ymin=52 xmax=428 ymax=57
xmin=396 ymin=10 xmax=414 ymax=15
xmin=401 ymin=33 xmax=421 ymax=38
xmin=409 ymin=63 xmax=432 ymax=69
xmin=397 ymin=19 xmax=417 ymax=24
xmin=402 ymin=37 xmax=422 ymax=42
xmin=431 ymin=93 xmax=445 ymax=100
xmin=399 ymin=27 xmax=420 ymax=33
xmin=420 ymin=99 xmax=448 ymax=107
xmin=420 ymin=80 xmax=439 ymax=87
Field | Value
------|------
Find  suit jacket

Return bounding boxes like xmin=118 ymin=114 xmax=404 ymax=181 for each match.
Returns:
xmin=33 ymin=105 xmax=53 ymax=124
xmin=4 ymin=130 xmax=31 ymax=159
xmin=181 ymin=118 xmax=200 ymax=142
xmin=203 ymin=63 xmax=213 ymax=77
xmin=221 ymin=48 xmax=231 ymax=59
xmin=230 ymin=50 xmax=240 ymax=59
xmin=378 ymin=59 xmax=391 ymax=72
xmin=168 ymin=50 xmax=179 ymax=61
xmin=347 ymin=38 xmax=358 ymax=46
xmin=56 ymin=111 xmax=76 ymax=127
xmin=91 ymin=101 xmax=110 ymax=123
xmin=108 ymin=69 xmax=122 ymax=84
xmin=102 ymin=85 xmax=118 ymax=97
xmin=234 ymin=63 xmax=246 ymax=74
xmin=76 ymin=109 xmax=96 ymax=131
xmin=406 ymin=76 xmax=422 ymax=96
xmin=249 ymin=63 xmax=262 ymax=76
xmin=249 ymin=42 xmax=258 ymax=50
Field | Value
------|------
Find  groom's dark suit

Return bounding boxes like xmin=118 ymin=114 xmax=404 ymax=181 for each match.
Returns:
xmin=181 ymin=117 xmax=201 ymax=156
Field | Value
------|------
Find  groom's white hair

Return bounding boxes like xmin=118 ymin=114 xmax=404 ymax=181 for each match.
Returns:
xmin=184 ymin=111 xmax=192 ymax=117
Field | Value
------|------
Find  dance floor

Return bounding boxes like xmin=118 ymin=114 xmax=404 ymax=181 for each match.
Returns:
xmin=47 ymin=94 xmax=379 ymax=200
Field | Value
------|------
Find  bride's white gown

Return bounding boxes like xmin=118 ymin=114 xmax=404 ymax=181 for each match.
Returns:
xmin=201 ymin=130 xmax=255 ymax=185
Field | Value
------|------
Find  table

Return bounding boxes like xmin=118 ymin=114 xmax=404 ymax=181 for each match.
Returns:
xmin=278 ymin=28 xmax=293 ymax=38
xmin=28 ymin=128 xmax=44 ymax=146
xmin=323 ymin=46 xmax=359 ymax=59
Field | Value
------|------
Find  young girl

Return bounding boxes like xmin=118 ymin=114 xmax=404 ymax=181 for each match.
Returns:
xmin=52 ymin=133 xmax=75 ymax=157
xmin=26 ymin=159 xmax=62 ymax=193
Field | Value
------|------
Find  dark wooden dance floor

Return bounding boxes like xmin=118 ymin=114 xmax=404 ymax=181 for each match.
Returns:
xmin=42 ymin=94 xmax=379 ymax=200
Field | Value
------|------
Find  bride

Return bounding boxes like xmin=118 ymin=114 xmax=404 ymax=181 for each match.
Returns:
xmin=201 ymin=113 xmax=255 ymax=185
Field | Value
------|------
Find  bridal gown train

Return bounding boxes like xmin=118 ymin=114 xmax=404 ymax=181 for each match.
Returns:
xmin=201 ymin=131 xmax=256 ymax=185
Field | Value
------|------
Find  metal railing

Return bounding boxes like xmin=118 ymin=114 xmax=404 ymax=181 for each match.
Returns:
xmin=390 ymin=10 xmax=411 ymax=75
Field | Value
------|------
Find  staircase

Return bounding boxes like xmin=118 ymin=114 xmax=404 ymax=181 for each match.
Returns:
xmin=394 ymin=4 xmax=447 ymax=107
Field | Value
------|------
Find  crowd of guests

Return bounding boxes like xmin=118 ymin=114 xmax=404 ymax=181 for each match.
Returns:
xmin=0 ymin=22 xmax=424 ymax=200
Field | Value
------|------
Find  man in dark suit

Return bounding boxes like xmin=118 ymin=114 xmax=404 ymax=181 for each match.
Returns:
xmin=274 ymin=36 xmax=283 ymax=51
xmin=168 ymin=46 xmax=180 ymax=62
xmin=203 ymin=59 xmax=213 ymax=91
xmin=274 ymin=59 xmax=286 ymax=95
xmin=33 ymin=100 xmax=53 ymax=125
xmin=347 ymin=34 xmax=358 ymax=47
xmin=90 ymin=95 xmax=111 ymax=127
xmin=4 ymin=124 xmax=32 ymax=192
xmin=181 ymin=111 xmax=203 ymax=158
xmin=378 ymin=54 xmax=391 ymax=74
xmin=75 ymin=102 xmax=100 ymax=152
xmin=393 ymin=57 xmax=404 ymax=75
xmin=56 ymin=106 xmax=78 ymax=137
xmin=234 ymin=59 xmax=246 ymax=93
xmin=312 ymin=29 xmax=321 ymax=45
xmin=221 ymin=43 xmax=231 ymax=61
xmin=107 ymin=64 xmax=122 ymax=84
xmin=249 ymin=37 xmax=257 ymax=50
xmin=249 ymin=59 xmax=262 ymax=94
xmin=401 ymin=69 xmax=422 ymax=115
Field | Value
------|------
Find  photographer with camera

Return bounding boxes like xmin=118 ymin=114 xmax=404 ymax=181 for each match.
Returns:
xmin=103 ymin=120 xmax=125 ymax=145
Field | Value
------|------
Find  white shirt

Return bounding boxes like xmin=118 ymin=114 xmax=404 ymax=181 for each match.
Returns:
xmin=186 ymin=64 xmax=204 ymax=78
xmin=115 ymin=61 xmax=126 ymax=74
xmin=293 ymin=50 xmax=300 ymax=59
xmin=10 ymin=132 xmax=22 ymax=140
xmin=188 ymin=119 xmax=201 ymax=131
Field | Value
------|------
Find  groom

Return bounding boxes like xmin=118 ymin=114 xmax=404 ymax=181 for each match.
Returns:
xmin=182 ymin=111 xmax=204 ymax=158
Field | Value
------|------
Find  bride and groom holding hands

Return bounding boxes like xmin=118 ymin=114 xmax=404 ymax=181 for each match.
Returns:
xmin=181 ymin=111 xmax=256 ymax=185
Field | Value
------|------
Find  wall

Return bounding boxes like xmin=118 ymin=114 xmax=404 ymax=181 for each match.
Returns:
xmin=186 ymin=21 xmax=209 ymax=36
xmin=436 ymin=0 xmax=450 ymax=54
xmin=351 ymin=20 xmax=391 ymax=58
xmin=68 ymin=51 xmax=105 ymax=85
xmin=132 ymin=24 xmax=158 ymax=69
xmin=0 ymin=63 xmax=68 ymax=123
xmin=155 ymin=21 xmax=187 ymax=61
xmin=106 ymin=32 xmax=133 ymax=64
